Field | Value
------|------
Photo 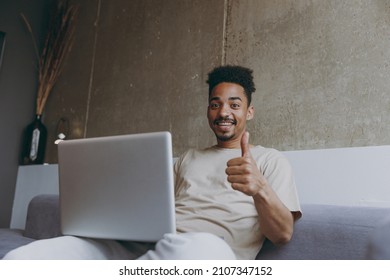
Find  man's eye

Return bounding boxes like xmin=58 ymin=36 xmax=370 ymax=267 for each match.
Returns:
xmin=210 ymin=103 xmax=219 ymax=109
xmin=231 ymin=103 xmax=240 ymax=108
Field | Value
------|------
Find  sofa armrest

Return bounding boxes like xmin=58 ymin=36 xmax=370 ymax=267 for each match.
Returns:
xmin=23 ymin=194 xmax=62 ymax=240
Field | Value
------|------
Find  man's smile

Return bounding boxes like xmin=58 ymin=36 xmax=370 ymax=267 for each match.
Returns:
xmin=213 ymin=118 xmax=237 ymax=132
xmin=214 ymin=118 xmax=237 ymax=126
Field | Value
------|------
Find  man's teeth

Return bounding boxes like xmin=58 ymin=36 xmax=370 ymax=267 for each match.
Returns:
xmin=216 ymin=120 xmax=235 ymax=125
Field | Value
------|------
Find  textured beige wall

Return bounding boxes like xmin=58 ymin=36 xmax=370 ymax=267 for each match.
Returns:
xmin=44 ymin=0 xmax=390 ymax=163
xmin=226 ymin=0 xmax=390 ymax=150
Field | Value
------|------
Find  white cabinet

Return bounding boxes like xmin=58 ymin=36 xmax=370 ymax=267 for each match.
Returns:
xmin=10 ymin=164 xmax=59 ymax=229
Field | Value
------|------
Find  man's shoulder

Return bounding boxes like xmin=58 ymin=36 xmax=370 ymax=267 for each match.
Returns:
xmin=251 ymin=145 xmax=281 ymax=156
xmin=251 ymin=145 xmax=289 ymax=164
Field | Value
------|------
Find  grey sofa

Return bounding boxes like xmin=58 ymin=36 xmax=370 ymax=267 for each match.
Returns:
xmin=1 ymin=194 xmax=390 ymax=259
xmin=257 ymin=203 xmax=390 ymax=259
xmin=0 ymin=195 xmax=62 ymax=259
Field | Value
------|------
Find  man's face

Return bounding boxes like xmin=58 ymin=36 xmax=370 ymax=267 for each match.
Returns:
xmin=207 ymin=82 xmax=254 ymax=148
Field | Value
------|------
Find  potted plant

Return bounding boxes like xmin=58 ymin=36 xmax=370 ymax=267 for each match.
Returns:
xmin=20 ymin=0 xmax=78 ymax=165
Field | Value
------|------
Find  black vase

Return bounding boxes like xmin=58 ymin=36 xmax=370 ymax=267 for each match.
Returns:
xmin=21 ymin=115 xmax=48 ymax=165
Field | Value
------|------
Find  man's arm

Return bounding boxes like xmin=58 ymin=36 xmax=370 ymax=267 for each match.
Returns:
xmin=226 ymin=132 xmax=296 ymax=245
xmin=252 ymin=185 xmax=295 ymax=245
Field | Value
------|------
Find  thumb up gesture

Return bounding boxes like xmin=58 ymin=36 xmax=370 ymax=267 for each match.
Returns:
xmin=226 ymin=131 xmax=268 ymax=196
xmin=240 ymin=130 xmax=251 ymax=158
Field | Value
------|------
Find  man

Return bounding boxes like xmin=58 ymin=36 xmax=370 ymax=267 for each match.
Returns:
xmin=3 ymin=65 xmax=300 ymax=260
xmin=173 ymin=65 xmax=301 ymax=259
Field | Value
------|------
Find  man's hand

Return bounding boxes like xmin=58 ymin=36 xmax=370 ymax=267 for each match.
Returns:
xmin=226 ymin=131 xmax=295 ymax=245
xmin=226 ymin=131 xmax=268 ymax=196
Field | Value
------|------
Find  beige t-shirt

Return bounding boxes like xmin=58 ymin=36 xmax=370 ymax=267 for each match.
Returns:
xmin=174 ymin=145 xmax=301 ymax=259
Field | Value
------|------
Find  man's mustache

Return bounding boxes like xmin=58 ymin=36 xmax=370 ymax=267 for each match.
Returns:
xmin=213 ymin=118 xmax=237 ymax=125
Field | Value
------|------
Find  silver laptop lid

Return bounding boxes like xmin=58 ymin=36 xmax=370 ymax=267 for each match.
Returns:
xmin=58 ymin=131 xmax=176 ymax=242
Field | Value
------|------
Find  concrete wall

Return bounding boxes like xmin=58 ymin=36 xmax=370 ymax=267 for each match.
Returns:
xmin=43 ymin=0 xmax=390 ymax=163
xmin=43 ymin=0 xmax=225 ymax=161
xmin=226 ymin=0 xmax=390 ymax=151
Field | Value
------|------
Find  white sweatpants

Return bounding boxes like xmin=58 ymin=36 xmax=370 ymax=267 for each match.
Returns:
xmin=2 ymin=232 xmax=236 ymax=260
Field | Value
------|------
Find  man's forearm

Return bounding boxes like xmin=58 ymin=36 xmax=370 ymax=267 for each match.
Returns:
xmin=253 ymin=187 xmax=294 ymax=245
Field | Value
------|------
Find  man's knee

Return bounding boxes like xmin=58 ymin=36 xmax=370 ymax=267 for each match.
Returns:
xmin=3 ymin=236 xmax=122 ymax=260
xmin=139 ymin=232 xmax=236 ymax=260
xmin=3 ymin=236 xmax=77 ymax=260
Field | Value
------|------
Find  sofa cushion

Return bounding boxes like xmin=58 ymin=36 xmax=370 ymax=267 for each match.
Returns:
xmin=366 ymin=216 xmax=390 ymax=259
xmin=256 ymin=204 xmax=390 ymax=260
xmin=0 ymin=229 xmax=35 ymax=259
xmin=23 ymin=194 xmax=62 ymax=239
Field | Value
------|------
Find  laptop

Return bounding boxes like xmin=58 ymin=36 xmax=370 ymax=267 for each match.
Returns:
xmin=57 ymin=131 xmax=176 ymax=242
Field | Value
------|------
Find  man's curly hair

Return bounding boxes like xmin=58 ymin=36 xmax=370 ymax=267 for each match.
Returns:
xmin=206 ymin=65 xmax=256 ymax=106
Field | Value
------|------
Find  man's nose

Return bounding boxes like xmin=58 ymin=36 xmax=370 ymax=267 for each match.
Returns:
xmin=218 ymin=104 xmax=231 ymax=117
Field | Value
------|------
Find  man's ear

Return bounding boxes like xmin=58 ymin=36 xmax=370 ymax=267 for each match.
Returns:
xmin=246 ymin=105 xmax=254 ymax=120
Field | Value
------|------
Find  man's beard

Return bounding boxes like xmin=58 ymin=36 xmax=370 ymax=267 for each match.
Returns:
xmin=215 ymin=133 xmax=234 ymax=142
xmin=212 ymin=117 xmax=237 ymax=142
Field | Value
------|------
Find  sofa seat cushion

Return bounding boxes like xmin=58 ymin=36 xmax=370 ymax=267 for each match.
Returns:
xmin=256 ymin=204 xmax=390 ymax=260
xmin=0 ymin=229 xmax=35 ymax=259
xmin=366 ymin=216 xmax=390 ymax=259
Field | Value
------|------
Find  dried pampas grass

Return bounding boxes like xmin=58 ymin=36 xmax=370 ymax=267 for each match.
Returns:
xmin=21 ymin=0 xmax=79 ymax=115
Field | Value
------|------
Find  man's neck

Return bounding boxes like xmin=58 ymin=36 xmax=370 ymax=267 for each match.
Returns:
xmin=216 ymin=139 xmax=241 ymax=149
